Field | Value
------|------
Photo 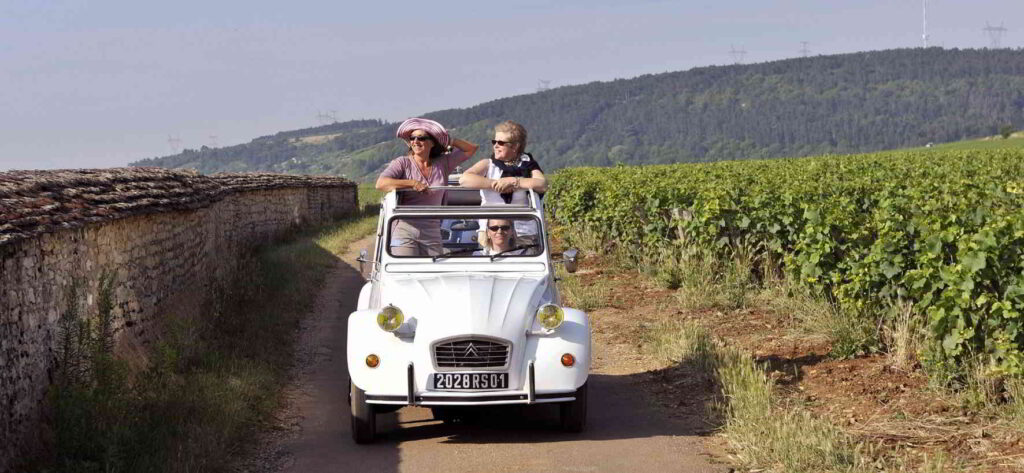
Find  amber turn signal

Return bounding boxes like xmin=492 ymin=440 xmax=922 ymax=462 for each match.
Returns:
xmin=366 ymin=354 xmax=380 ymax=368
xmin=561 ymin=353 xmax=575 ymax=367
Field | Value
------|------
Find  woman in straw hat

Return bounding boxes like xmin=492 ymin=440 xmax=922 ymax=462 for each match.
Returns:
xmin=377 ymin=117 xmax=478 ymax=256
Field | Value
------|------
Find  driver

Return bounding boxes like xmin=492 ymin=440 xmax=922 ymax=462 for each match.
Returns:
xmin=475 ymin=219 xmax=526 ymax=256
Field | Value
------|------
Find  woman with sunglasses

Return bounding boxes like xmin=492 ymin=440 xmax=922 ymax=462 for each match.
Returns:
xmin=459 ymin=121 xmax=546 ymax=241
xmin=474 ymin=219 xmax=528 ymax=256
xmin=377 ymin=117 xmax=479 ymax=255
xmin=459 ymin=121 xmax=546 ymax=200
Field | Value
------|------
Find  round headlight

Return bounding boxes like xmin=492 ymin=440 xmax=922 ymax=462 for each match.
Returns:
xmin=377 ymin=304 xmax=404 ymax=332
xmin=536 ymin=304 xmax=564 ymax=330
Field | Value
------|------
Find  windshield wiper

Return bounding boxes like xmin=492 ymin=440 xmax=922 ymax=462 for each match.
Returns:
xmin=432 ymin=247 xmax=480 ymax=262
xmin=490 ymin=244 xmax=539 ymax=261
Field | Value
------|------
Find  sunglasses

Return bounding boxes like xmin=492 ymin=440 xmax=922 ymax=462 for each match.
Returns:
xmin=409 ymin=135 xmax=433 ymax=142
xmin=487 ymin=225 xmax=511 ymax=232
xmin=491 ymin=139 xmax=515 ymax=146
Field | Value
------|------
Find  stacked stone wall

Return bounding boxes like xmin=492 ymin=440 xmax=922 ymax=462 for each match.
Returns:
xmin=0 ymin=168 xmax=356 ymax=470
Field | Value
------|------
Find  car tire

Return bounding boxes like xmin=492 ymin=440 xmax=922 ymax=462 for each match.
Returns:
xmin=560 ymin=382 xmax=587 ymax=432
xmin=350 ymin=381 xmax=376 ymax=443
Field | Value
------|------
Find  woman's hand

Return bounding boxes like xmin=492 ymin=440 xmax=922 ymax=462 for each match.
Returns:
xmin=450 ymin=137 xmax=479 ymax=158
xmin=492 ymin=177 xmax=518 ymax=193
xmin=376 ymin=176 xmax=429 ymax=192
xmin=410 ymin=180 xmax=429 ymax=192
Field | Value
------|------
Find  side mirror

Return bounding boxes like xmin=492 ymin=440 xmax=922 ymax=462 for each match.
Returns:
xmin=563 ymin=248 xmax=579 ymax=273
xmin=357 ymin=249 xmax=370 ymax=278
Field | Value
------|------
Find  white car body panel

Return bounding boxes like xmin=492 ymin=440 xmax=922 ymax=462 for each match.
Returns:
xmin=348 ymin=188 xmax=589 ymax=407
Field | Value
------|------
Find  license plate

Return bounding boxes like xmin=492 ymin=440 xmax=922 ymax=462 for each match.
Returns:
xmin=433 ymin=372 xmax=508 ymax=391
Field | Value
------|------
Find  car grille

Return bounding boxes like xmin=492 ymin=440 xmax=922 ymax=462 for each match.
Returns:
xmin=434 ymin=338 xmax=510 ymax=369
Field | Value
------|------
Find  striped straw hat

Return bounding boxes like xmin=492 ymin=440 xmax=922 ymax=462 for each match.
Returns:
xmin=396 ymin=118 xmax=450 ymax=149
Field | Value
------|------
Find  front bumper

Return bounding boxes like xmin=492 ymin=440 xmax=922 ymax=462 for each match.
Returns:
xmin=365 ymin=361 xmax=577 ymax=406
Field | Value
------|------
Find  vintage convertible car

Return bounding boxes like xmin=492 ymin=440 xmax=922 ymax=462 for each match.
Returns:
xmin=348 ymin=187 xmax=588 ymax=443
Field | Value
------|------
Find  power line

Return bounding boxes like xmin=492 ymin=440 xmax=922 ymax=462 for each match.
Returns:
xmin=983 ymin=21 xmax=1008 ymax=48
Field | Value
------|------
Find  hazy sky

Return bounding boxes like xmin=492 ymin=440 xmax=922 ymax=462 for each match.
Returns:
xmin=2 ymin=0 xmax=1021 ymax=171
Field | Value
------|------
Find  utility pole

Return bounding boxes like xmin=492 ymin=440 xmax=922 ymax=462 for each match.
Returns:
xmin=799 ymin=41 xmax=811 ymax=58
xmin=983 ymin=22 xmax=1007 ymax=48
xmin=729 ymin=44 xmax=747 ymax=64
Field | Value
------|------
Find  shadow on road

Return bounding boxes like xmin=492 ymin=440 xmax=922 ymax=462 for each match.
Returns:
xmin=374 ymin=365 xmax=719 ymax=446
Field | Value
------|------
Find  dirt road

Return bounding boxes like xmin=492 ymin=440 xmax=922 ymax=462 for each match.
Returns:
xmin=242 ymin=236 xmax=726 ymax=473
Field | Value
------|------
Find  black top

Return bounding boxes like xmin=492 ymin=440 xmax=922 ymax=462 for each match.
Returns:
xmin=491 ymin=153 xmax=543 ymax=203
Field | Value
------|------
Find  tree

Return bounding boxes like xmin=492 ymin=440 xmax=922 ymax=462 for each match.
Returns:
xmin=1000 ymin=125 xmax=1015 ymax=139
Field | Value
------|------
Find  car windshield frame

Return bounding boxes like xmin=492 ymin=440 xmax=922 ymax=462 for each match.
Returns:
xmin=384 ymin=213 xmax=545 ymax=259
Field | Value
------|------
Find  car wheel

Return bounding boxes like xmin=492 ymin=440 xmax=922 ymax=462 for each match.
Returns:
xmin=560 ymin=382 xmax=588 ymax=432
xmin=350 ymin=381 xmax=376 ymax=443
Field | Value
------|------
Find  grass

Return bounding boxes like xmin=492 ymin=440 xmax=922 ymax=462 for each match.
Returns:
xmin=557 ymin=268 xmax=609 ymax=312
xmin=46 ymin=211 xmax=377 ymax=473
xmin=317 ymin=215 xmax=378 ymax=254
xmin=1007 ymin=377 xmax=1024 ymax=425
xmin=646 ymin=321 xmax=873 ymax=473
xmin=880 ymin=301 xmax=924 ymax=372
xmin=674 ymin=249 xmax=756 ymax=312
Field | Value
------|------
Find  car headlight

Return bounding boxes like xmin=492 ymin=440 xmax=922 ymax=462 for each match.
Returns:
xmin=377 ymin=304 xmax=404 ymax=332
xmin=536 ymin=304 xmax=564 ymax=330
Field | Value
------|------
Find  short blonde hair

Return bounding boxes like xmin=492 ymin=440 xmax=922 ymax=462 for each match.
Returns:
xmin=494 ymin=121 xmax=527 ymax=155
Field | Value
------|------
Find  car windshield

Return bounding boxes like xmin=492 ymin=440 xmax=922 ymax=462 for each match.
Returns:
xmin=386 ymin=215 xmax=544 ymax=259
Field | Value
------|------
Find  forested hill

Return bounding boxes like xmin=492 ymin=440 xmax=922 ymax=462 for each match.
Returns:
xmin=132 ymin=48 xmax=1024 ymax=180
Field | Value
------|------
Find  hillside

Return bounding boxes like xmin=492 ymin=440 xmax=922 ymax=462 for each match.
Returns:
xmin=132 ymin=48 xmax=1024 ymax=180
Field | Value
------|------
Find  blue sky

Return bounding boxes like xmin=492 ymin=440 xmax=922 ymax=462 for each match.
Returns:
xmin=2 ymin=0 xmax=1022 ymax=170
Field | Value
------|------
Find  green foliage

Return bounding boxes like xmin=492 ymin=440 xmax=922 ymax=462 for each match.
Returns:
xmin=1000 ymin=125 xmax=1016 ymax=139
xmin=548 ymin=148 xmax=1024 ymax=374
xmin=133 ymin=48 xmax=1024 ymax=181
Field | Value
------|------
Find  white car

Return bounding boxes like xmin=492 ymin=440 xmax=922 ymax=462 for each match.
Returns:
xmin=348 ymin=187 xmax=588 ymax=443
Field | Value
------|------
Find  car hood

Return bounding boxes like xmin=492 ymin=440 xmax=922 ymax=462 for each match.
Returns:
xmin=380 ymin=273 xmax=551 ymax=340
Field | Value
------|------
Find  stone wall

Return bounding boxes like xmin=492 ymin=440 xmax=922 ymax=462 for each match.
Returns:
xmin=0 ymin=168 xmax=356 ymax=470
